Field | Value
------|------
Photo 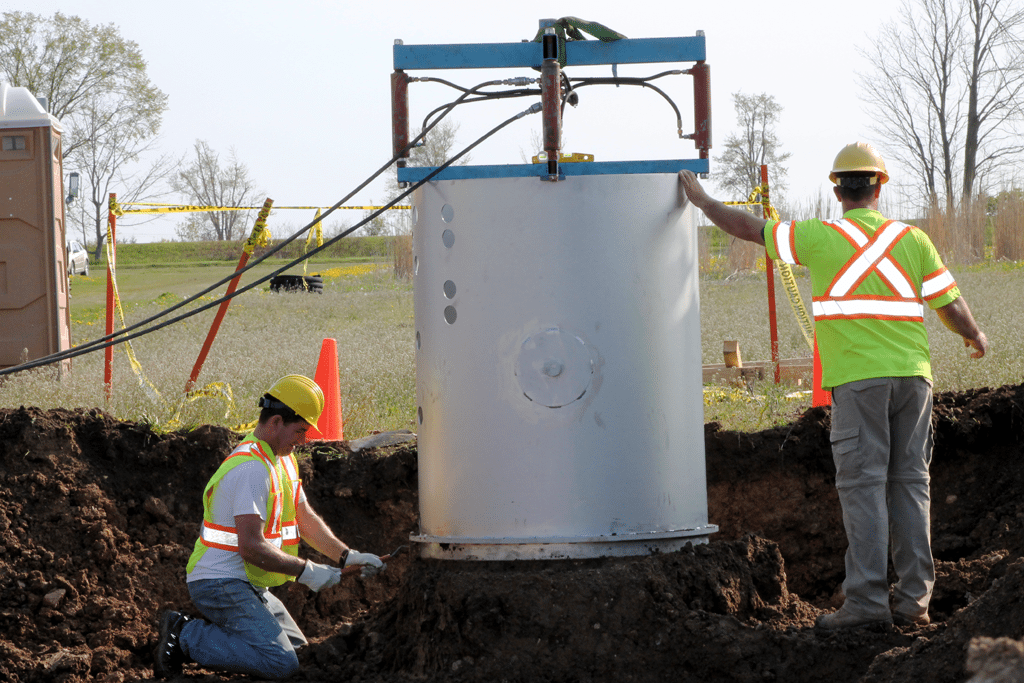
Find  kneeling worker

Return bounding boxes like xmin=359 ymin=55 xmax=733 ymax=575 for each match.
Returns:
xmin=154 ymin=374 xmax=385 ymax=679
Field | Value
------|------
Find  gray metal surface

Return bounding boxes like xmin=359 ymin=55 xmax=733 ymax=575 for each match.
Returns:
xmin=412 ymin=173 xmax=716 ymax=559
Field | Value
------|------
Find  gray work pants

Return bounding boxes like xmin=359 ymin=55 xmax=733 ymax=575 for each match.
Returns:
xmin=829 ymin=376 xmax=935 ymax=618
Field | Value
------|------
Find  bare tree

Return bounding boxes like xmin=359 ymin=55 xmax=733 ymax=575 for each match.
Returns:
xmin=66 ymin=91 xmax=175 ymax=259
xmin=0 ymin=11 xmax=171 ymax=254
xmin=962 ymin=0 xmax=1024 ymax=199
xmin=379 ymin=118 xmax=470 ymax=236
xmin=171 ymin=141 xmax=262 ymax=241
xmin=403 ymin=118 xmax=468 ymax=168
xmin=0 ymin=12 xmax=163 ymax=150
xmin=859 ymin=0 xmax=1024 ymax=210
xmin=715 ymin=92 xmax=791 ymax=201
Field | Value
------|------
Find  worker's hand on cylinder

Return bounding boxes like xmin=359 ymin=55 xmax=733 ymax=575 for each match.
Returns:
xmin=678 ymin=170 xmax=709 ymax=208
xmin=296 ymin=560 xmax=342 ymax=591
xmin=345 ymin=550 xmax=386 ymax=577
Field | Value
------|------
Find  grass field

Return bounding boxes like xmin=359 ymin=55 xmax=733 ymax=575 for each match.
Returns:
xmin=699 ymin=261 xmax=1024 ymax=428
xmin=6 ymin=258 xmax=414 ymax=438
xmin=2 ymin=244 xmax=1020 ymax=437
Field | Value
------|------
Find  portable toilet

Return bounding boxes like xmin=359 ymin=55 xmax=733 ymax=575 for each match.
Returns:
xmin=0 ymin=82 xmax=71 ymax=371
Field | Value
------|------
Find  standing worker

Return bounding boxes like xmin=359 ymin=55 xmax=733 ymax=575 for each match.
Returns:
xmin=154 ymin=375 xmax=386 ymax=679
xmin=679 ymin=142 xmax=988 ymax=631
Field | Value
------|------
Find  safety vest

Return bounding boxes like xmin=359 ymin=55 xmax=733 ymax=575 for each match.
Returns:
xmin=185 ymin=435 xmax=303 ymax=587
xmin=772 ymin=217 xmax=956 ymax=322
xmin=765 ymin=210 xmax=959 ymax=389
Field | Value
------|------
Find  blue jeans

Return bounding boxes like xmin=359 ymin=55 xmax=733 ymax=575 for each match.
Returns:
xmin=181 ymin=579 xmax=307 ymax=680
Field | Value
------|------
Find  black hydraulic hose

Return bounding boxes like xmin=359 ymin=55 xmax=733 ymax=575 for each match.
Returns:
xmin=410 ymin=76 xmax=474 ymax=93
xmin=0 ymin=101 xmax=541 ymax=376
xmin=420 ymin=89 xmax=540 ymax=136
xmin=5 ymin=70 xmax=683 ymax=376
xmin=0 ymin=81 xmax=500 ymax=375
xmin=565 ymin=78 xmax=683 ymax=134
xmin=561 ymin=71 xmax=574 ymax=104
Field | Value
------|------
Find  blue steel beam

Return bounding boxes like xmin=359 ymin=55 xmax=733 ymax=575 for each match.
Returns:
xmin=393 ymin=36 xmax=705 ymax=70
xmin=397 ymin=159 xmax=709 ymax=183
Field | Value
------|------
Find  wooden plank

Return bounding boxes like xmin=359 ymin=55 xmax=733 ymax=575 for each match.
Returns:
xmin=702 ymin=358 xmax=813 ymax=386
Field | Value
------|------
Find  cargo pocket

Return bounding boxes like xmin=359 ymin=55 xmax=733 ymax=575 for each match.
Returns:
xmin=830 ymin=427 xmax=861 ymax=487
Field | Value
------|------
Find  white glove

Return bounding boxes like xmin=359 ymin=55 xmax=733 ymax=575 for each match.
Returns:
xmin=296 ymin=560 xmax=341 ymax=591
xmin=344 ymin=550 xmax=385 ymax=577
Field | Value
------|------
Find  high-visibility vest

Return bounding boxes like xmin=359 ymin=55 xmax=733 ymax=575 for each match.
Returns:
xmin=765 ymin=210 xmax=959 ymax=389
xmin=772 ymin=217 xmax=956 ymax=321
xmin=185 ymin=436 xmax=303 ymax=587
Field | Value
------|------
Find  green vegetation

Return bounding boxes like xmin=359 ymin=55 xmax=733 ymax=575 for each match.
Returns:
xmin=92 ymin=236 xmax=394 ymax=266
xmin=3 ymin=241 xmax=1021 ymax=436
xmin=700 ymin=261 xmax=1024 ymax=429
xmin=15 ymin=261 xmax=413 ymax=439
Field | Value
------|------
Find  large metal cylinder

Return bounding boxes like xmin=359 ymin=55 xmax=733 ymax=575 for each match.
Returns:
xmin=412 ymin=172 xmax=716 ymax=560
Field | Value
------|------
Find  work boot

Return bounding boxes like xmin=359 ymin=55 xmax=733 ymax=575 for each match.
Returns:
xmin=815 ymin=605 xmax=892 ymax=631
xmin=893 ymin=611 xmax=931 ymax=627
xmin=154 ymin=610 xmax=191 ymax=678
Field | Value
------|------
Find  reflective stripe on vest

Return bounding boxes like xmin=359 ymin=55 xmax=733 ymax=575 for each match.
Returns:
xmin=199 ymin=520 xmax=284 ymax=552
xmin=186 ymin=437 xmax=304 ymax=588
xmin=813 ymin=218 xmax=925 ymax=322
xmin=922 ymin=266 xmax=957 ymax=301
xmin=278 ymin=453 xmax=301 ymax=546
xmin=242 ymin=448 xmax=302 ymax=586
xmin=771 ymin=220 xmax=800 ymax=266
xmin=198 ymin=441 xmax=285 ymax=553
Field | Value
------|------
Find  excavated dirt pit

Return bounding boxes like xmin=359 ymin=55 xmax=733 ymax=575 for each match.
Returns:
xmin=2 ymin=382 xmax=1024 ymax=682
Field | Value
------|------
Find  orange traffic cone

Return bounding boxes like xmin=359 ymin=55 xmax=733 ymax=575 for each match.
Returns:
xmin=811 ymin=336 xmax=831 ymax=408
xmin=307 ymin=338 xmax=344 ymax=441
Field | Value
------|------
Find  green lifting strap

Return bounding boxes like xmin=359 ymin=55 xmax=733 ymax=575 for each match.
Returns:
xmin=531 ymin=17 xmax=627 ymax=67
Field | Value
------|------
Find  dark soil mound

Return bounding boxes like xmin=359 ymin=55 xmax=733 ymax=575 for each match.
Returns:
xmin=0 ymin=382 xmax=1022 ymax=682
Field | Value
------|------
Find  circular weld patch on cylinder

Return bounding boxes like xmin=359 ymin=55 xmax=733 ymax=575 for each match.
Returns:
xmin=412 ymin=173 xmax=717 ymax=560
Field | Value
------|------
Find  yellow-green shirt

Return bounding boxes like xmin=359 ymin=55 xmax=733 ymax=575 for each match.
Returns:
xmin=764 ymin=208 xmax=960 ymax=389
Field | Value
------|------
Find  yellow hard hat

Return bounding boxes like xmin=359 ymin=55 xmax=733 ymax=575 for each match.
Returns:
xmin=829 ymin=142 xmax=889 ymax=185
xmin=264 ymin=374 xmax=324 ymax=428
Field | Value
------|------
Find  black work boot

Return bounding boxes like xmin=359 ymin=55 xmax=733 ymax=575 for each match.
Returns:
xmin=154 ymin=610 xmax=191 ymax=678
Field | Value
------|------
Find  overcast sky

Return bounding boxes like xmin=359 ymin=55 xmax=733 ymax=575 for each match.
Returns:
xmin=4 ymin=0 xmax=903 ymax=242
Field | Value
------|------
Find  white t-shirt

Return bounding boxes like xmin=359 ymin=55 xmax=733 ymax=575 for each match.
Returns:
xmin=186 ymin=458 xmax=308 ymax=582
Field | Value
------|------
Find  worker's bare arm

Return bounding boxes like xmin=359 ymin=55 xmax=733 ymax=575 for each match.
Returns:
xmin=678 ymin=170 xmax=766 ymax=246
xmin=295 ymin=500 xmax=349 ymax=564
xmin=235 ymin=514 xmax=308 ymax=576
xmin=935 ymin=295 xmax=988 ymax=359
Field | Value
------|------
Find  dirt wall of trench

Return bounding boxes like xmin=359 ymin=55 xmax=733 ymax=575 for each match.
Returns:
xmin=0 ymin=382 xmax=1022 ymax=682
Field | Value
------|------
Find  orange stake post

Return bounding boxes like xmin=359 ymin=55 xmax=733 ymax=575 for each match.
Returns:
xmin=104 ymin=194 xmax=117 ymax=403
xmin=185 ymin=199 xmax=274 ymax=394
xmin=761 ymin=165 xmax=781 ymax=384
xmin=812 ymin=336 xmax=831 ymax=407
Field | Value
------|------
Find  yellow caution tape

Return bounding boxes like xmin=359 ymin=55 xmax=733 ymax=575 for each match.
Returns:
xmin=242 ymin=200 xmax=274 ymax=255
xmin=722 ymin=184 xmax=816 ymax=352
xmin=104 ymin=207 xmax=244 ymax=429
xmin=303 ymin=209 xmax=324 ymax=275
xmin=184 ymin=381 xmax=235 ymax=415
xmin=164 ymin=381 xmax=240 ymax=432
xmin=724 ymin=185 xmax=768 ymax=206
xmin=231 ymin=419 xmax=259 ymax=435
xmin=757 ymin=192 xmax=815 ymax=351
xmin=105 ymin=217 xmax=162 ymax=404
xmin=779 ymin=260 xmax=815 ymax=350
xmin=114 ymin=202 xmax=411 ymax=214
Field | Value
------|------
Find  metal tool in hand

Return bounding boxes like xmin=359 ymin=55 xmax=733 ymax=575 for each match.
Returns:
xmin=340 ymin=545 xmax=407 ymax=576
